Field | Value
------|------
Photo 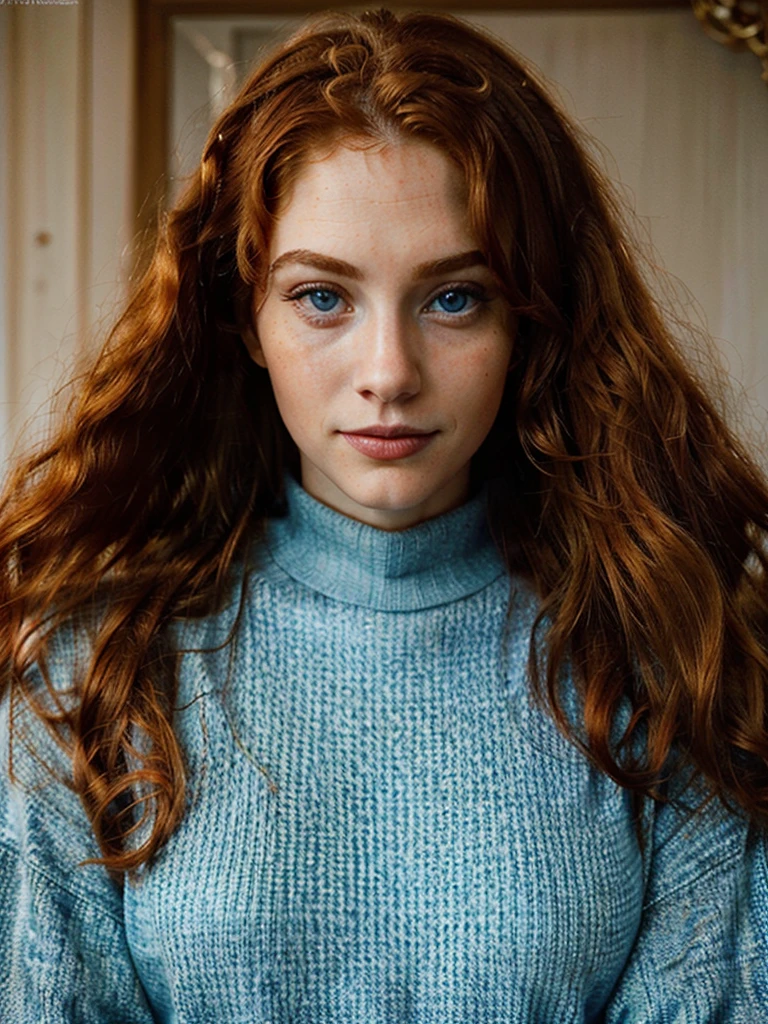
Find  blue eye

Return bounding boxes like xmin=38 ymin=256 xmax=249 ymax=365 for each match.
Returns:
xmin=282 ymin=284 xmax=349 ymax=325
xmin=307 ymin=289 xmax=340 ymax=312
xmin=436 ymin=290 xmax=469 ymax=313
xmin=429 ymin=287 xmax=486 ymax=316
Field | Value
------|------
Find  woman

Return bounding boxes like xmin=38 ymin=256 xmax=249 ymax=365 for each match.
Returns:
xmin=1 ymin=8 xmax=766 ymax=1022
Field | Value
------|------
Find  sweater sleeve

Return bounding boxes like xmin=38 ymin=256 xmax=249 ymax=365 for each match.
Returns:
xmin=0 ymin=658 xmax=157 ymax=1023
xmin=603 ymin=785 xmax=767 ymax=1022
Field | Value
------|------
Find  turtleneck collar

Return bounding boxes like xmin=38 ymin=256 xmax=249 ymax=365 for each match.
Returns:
xmin=264 ymin=476 xmax=506 ymax=612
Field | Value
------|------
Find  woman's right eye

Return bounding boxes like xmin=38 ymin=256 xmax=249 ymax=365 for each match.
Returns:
xmin=282 ymin=285 xmax=348 ymax=323
xmin=305 ymin=288 xmax=341 ymax=313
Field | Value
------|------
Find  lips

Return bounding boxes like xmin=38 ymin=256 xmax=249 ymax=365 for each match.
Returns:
xmin=345 ymin=425 xmax=434 ymax=438
xmin=340 ymin=425 xmax=438 ymax=461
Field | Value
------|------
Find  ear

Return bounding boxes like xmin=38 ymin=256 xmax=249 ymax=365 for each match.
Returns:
xmin=236 ymin=293 xmax=268 ymax=369
xmin=241 ymin=323 xmax=268 ymax=369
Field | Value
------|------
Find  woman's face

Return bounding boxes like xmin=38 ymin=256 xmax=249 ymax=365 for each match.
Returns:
xmin=247 ymin=138 xmax=513 ymax=530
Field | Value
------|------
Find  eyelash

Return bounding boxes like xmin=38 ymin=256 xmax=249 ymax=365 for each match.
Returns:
xmin=280 ymin=282 xmax=490 ymax=327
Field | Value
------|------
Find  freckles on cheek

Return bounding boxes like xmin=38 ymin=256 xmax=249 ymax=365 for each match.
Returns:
xmin=449 ymin=345 xmax=495 ymax=380
xmin=295 ymin=345 xmax=342 ymax=382
xmin=269 ymin=354 xmax=337 ymax=411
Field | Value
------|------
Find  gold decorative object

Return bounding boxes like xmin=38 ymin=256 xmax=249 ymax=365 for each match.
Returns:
xmin=692 ymin=0 xmax=768 ymax=83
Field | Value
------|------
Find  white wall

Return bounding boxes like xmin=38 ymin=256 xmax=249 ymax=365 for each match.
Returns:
xmin=0 ymin=10 xmax=10 ymax=470
xmin=5 ymin=3 xmax=83 ymax=461
xmin=0 ymin=0 xmax=134 ymax=467
xmin=88 ymin=0 xmax=136 ymax=345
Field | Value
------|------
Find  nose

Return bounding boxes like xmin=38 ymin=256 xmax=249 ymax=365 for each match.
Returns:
xmin=353 ymin=309 xmax=421 ymax=405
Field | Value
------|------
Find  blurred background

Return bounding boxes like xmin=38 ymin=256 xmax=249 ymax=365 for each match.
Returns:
xmin=0 ymin=0 xmax=766 ymax=470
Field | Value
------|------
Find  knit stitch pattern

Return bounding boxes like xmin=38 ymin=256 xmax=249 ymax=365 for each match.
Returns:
xmin=1 ymin=478 xmax=766 ymax=1023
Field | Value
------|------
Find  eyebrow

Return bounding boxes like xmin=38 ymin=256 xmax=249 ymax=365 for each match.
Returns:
xmin=268 ymin=248 xmax=487 ymax=281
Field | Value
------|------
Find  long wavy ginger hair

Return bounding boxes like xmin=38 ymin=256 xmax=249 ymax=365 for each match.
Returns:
xmin=2 ymin=9 xmax=768 ymax=876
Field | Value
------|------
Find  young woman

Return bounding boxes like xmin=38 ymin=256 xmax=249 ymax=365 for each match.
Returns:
xmin=1 ymin=8 xmax=767 ymax=1022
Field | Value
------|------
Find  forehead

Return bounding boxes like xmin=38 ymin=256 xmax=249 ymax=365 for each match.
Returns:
xmin=268 ymin=139 xmax=473 ymax=260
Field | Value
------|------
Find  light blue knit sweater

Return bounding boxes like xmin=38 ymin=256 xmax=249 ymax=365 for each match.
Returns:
xmin=1 ymin=477 xmax=766 ymax=1022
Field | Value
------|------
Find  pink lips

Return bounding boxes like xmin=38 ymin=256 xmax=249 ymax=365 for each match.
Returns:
xmin=340 ymin=425 xmax=437 ymax=461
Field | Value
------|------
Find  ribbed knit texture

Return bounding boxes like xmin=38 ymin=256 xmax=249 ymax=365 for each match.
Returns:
xmin=1 ymin=476 xmax=767 ymax=1023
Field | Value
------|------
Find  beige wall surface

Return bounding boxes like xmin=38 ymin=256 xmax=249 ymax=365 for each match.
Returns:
xmin=0 ymin=0 xmax=134 ymax=467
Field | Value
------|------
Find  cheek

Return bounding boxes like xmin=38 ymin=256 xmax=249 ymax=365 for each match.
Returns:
xmin=261 ymin=348 xmax=340 ymax=446
xmin=255 ymin=312 xmax=320 ymax=400
xmin=268 ymin=351 xmax=339 ymax=410
xmin=449 ymin=341 xmax=511 ymax=424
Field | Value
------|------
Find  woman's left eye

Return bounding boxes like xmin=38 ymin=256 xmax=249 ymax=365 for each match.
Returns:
xmin=427 ymin=286 xmax=485 ymax=317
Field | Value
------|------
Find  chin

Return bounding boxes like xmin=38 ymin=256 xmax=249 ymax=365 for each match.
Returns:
xmin=344 ymin=470 xmax=467 ymax=526
xmin=301 ymin=456 xmax=469 ymax=528
xmin=345 ymin=470 xmax=439 ymax=509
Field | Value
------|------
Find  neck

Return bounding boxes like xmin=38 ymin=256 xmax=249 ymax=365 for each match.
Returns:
xmin=264 ymin=474 xmax=506 ymax=612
